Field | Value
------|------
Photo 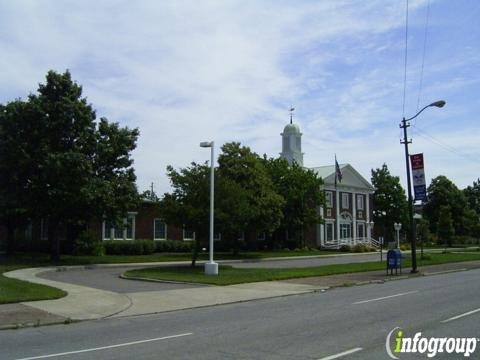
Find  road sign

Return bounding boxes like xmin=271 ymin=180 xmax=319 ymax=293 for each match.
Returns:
xmin=410 ymin=153 xmax=427 ymax=201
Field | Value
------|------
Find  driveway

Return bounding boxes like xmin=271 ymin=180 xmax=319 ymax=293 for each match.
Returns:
xmin=39 ymin=266 xmax=207 ymax=293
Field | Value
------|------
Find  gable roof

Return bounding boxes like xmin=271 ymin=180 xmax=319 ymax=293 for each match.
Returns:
xmin=310 ymin=163 xmax=374 ymax=192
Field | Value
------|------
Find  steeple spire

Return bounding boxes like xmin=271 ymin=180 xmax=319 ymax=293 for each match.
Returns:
xmin=289 ymin=106 xmax=295 ymax=124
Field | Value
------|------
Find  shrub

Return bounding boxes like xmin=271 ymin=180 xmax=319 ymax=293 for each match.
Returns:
xmin=352 ymin=244 xmax=367 ymax=253
xmin=73 ymin=230 xmax=104 ymax=256
xmin=339 ymin=245 xmax=351 ymax=252
xmin=154 ymin=240 xmax=193 ymax=253
xmin=103 ymin=239 xmax=156 ymax=255
xmin=400 ymin=243 xmax=411 ymax=251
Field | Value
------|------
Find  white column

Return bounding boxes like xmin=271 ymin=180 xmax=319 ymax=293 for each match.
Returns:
xmin=366 ymin=193 xmax=371 ymax=239
xmin=352 ymin=192 xmax=357 ymax=245
xmin=319 ymin=206 xmax=324 ymax=246
xmin=336 ymin=189 xmax=340 ymax=243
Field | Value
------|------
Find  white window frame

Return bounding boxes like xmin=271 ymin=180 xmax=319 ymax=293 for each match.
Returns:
xmin=357 ymin=194 xmax=364 ymax=211
xmin=325 ymin=222 xmax=334 ymax=242
xmin=257 ymin=232 xmax=266 ymax=241
xmin=153 ymin=218 xmax=167 ymax=240
xmin=325 ymin=191 xmax=333 ymax=208
xmin=183 ymin=226 xmax=195 ymax=241
xmin=342 ymin=193 xmax=350 ymax=209
xmin=357 ymin=222 xmax=365 ymax=239
xmin=102 ymin=213 xmax=136 ymax=241
xmin=326 ymin=208 xmax=332 ymax=217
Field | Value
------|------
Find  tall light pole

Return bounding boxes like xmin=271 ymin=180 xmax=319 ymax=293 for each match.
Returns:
xmin=200 ymin=141 xmax=218 ymax=275
xmin=394 ymin=222 xmax=402 ymax=249
xmin=400 ymin=100 xmax=445 ymax=273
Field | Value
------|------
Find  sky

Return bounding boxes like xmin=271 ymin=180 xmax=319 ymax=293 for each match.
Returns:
xmin=1 ymin=0 xmax=479 ymax=196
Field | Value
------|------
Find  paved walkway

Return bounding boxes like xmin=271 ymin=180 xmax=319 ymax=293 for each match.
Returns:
xmin=2 ymin=257 xmax=480 ymax=330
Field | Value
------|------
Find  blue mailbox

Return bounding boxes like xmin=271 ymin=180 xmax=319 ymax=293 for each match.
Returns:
xmin=387 ymin=249 xmax=402 ymax=275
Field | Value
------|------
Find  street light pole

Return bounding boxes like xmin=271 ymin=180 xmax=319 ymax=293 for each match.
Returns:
xmin=400 ymin=100 xmax=445 ymax=273
xmin=200 ymin=141 xmax=218 ymax=275
xmin=394 ymin=222 xmax=402 ymax=249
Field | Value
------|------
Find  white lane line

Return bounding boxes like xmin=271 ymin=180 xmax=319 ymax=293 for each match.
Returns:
xmin=353 ymin=290 xmax=418 ymax=305
xmin=441 ymin=308 xmax=480 ymax=323
xmin=15 ymin=333 xmax=193 ymax=360
xmin=318 ymin=347 xmax=363 ymax=360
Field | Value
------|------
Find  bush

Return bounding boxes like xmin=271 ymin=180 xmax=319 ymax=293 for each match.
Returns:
xmin=339 ymin=245 xmax=351 ymax=252
xmin=154 ymin=240 xmax=193 ymax=253
xmin=352 ymin=244 xmax=367 ymax=253
xmin=103 ymin=239 xmax=156 ymax=255
xmin=400 ymin=243 xmax=411 ymax=251
xmin=73 ymin=230 xmax=104 ymax=256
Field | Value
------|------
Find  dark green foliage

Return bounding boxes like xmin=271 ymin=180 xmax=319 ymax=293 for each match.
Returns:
xmin=263 ymin=157 xmax=324 ymax=248
xmin=424 ymin=176 xmax=466 ymax=236
xmin=0 ymin=70 xmax=140 ymax=260
xmin=437 ymin=206 xmax=455 ymax=247
xmin=103 ymin=240 xmax=155 ymax=255
xmin=339 ymin=245 xmax=351 ymax=252
xmin=73 ymin=230 xmax=104 ymax=256
xmin=154 ymin=240 xmax=193 ymax=253
xmin=371 ymin=164 xmax=408 ymax=242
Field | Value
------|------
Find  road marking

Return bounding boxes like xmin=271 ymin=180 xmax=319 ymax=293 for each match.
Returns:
xmin=318 ymin=347 xmax=363 ymax=360
xmin=353 ymin=291 xmax=418 ymax=305
xmin=441 ymin=308 xmax=480 ymax=323
xmin=15 ymin=333 xmax=193 ymax=360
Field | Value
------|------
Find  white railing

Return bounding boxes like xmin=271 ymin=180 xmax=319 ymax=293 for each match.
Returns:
xmin=321 ymin=237 xmax=379 ymax=249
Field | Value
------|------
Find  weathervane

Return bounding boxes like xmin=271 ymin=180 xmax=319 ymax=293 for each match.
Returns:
xmin=289 ymin=106 xmax=295 ymax=124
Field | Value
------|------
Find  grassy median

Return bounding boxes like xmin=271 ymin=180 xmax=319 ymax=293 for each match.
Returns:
xmin=124 ymin=251 xmax=480 ymax=286
xmin=0 ymin=266 xmax=66 ymax=304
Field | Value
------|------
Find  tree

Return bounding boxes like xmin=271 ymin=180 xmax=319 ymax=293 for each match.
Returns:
xmin=423 ymin=175 xmax=467 ymax=236
xmin=263 ymin=157 xmax=324 ymax=248
xmin=217 ymin=142 xmax=284 ymax=251
xmin=161 ymin=162 xmax=211 ymax=266
xmin=371 ymin=164 xmax=408 ymax=242
xmin=464 ymin=179 xmax=480 ymax=215
xmin=0 ymin=100 xmax=34 ymax=254
xmin=437 ymin=206 xmax=454 ymax=247
xmin=0 ymin=70 xmax=140 ymax=260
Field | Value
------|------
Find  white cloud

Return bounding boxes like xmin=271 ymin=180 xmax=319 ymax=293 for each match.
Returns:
xmin=1 ymin=0 xmax=478 ymax=194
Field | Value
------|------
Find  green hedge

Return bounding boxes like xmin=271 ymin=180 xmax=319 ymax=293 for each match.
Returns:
xmin=103 ymin=240 xmax=156 ymax=255
xmin=155 ymin=240 xmax=193 ymax=253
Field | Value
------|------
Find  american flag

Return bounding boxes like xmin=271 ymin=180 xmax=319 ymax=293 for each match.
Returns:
xmin=335 ymin=156 xmax=342 ymax=184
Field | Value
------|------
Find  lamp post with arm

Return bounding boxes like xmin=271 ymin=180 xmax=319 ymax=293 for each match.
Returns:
xmin=200 ymin=141 xmax=218 ymax=275
xmin=400 ymin=100 xmax=445 ymax=273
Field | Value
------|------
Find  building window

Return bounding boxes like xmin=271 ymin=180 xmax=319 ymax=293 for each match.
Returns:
xmin=340 ymin=223 xmax=351 ymax=239
xmin=357 ymin=195 xmax=364 ymax=211
xmin=103 ymin=214 xmax=136 ymax=240
xmin=342 ymin=193 xmax=350 ymax=209
xmin=257 ymin=232 xmax=266 ymax=241
xmin=357 ymin=223 xmax=365 ymax=239
xmin=325 ymin=191 xmax=333 ymax=208
xmin=238 ymin=232 xmax=245 ymax=241
xmin=325 ymin=223 xmax=334 ymax=242
xmin=154 ymin=219 xmax=167 ymax=240
xmin=183 ymin=227 xmax=195 ymax=241
xmin=358 ymin=210 xmax=363 ymax=219
xmin=326 ymin=208 xmax=332 ymax=217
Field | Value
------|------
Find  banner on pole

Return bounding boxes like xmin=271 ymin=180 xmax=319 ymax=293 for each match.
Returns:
xmin=410 ymin=153 xmax=427 ymax=201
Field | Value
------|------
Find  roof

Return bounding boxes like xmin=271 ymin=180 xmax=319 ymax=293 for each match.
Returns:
xmin=282 ymin=123 xmax=301 ymax=134
xmin=310 ymin=163 xmax=374 ymax=192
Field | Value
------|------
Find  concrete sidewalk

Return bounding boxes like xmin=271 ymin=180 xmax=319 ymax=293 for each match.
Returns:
xmin=2 ymin=259 xmax=480 ymax=330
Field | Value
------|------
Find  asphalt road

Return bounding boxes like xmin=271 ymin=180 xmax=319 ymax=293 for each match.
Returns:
xmin=2 ymin=268 xmax=479 ymax=359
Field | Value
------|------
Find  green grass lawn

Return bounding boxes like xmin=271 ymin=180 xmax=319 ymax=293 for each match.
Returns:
xmin=0 ymin=265 xmax=66 ymax=304
xmin=124 ymin=251 xmax=480 ymax=286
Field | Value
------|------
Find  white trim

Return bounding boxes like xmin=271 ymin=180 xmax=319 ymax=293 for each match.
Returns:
xmin=356 ymin=194 xmax=364 ymax=210
xmin=352 ymin=191 xmax=357 ymax=245
xmin=153 ymin=218 xmax=167 ymax=240
xmin=325 ymin=191 xmax=333 ymax=208
xmin=183 ymin=226 xmax=195 ymax=241
xmin=341 ymin=193 xmax=349 ymax=209
xmin=102 ymin=214 xmax=136 ymax=241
